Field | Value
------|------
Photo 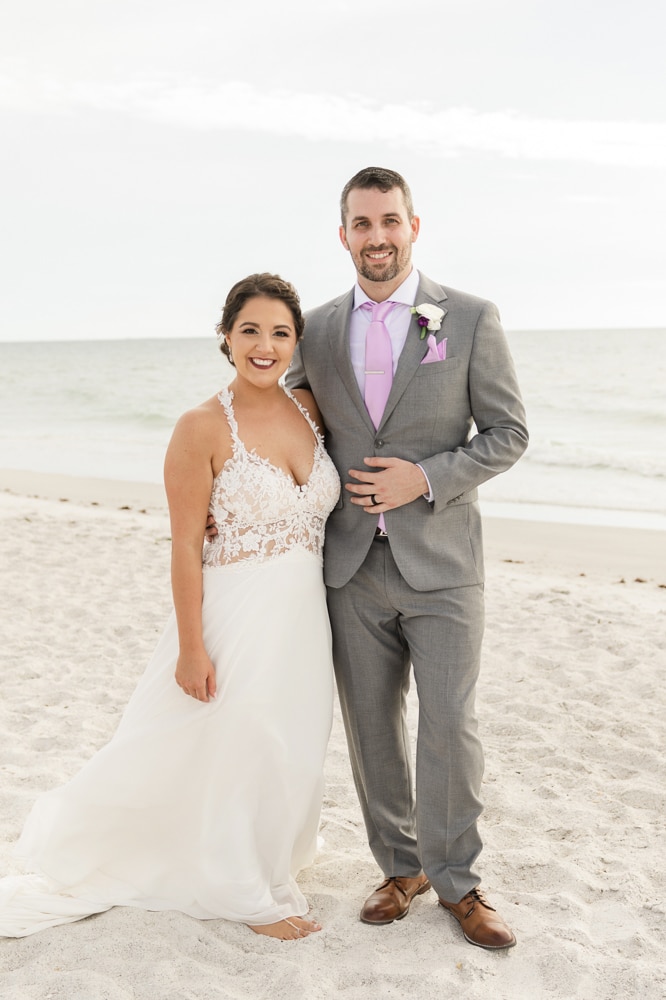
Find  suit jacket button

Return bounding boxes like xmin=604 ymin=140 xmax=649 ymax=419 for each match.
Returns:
xmin=375 ymin=439 xmax=384 ymax=447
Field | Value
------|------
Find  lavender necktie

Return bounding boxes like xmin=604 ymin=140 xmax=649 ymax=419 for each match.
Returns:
xmin=363 ymin=300 xmax=394 ymax=429
xmin=363 ymin=300 xmax=394 ymax=533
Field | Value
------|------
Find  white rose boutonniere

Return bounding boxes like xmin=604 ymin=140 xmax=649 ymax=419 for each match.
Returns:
xmin=411 ymin=303 xmax=445 ymax=340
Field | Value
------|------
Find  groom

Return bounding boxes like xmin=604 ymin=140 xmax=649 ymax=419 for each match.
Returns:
xmin=286 ymin=167 xmax=528 ymax=949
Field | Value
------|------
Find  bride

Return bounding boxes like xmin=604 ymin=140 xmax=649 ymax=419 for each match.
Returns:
xmin=0 ymin=273 xmax=340 ymax=941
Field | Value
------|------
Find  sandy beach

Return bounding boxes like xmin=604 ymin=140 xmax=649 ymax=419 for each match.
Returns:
xmin=1 ymin=470 xmax=664 ymax=999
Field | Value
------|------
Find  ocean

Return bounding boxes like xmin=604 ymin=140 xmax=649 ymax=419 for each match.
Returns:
xmin=1 ymin=329 xmax=665 ymax=529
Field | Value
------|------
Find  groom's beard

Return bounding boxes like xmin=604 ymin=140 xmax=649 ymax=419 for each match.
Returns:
xmin=353 ymin=242 xmax=413 ymax=284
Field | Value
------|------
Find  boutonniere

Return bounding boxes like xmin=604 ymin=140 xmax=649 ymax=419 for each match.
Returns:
xmin=411 ymin=303 xmax=444 ymax=340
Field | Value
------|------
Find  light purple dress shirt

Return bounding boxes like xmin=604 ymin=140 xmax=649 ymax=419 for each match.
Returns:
xmin=349 ymin=268 xmax=421 ymax=392
xmin=349 ymin=268 xmax=434 ymax=504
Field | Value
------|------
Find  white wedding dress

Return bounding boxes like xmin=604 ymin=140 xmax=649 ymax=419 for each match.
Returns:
xmin=0 ymin=387 xmax=340 ymax=937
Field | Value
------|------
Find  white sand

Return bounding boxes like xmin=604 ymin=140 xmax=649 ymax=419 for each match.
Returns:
xmin=1 ymin=471 xmax=665 ymax=999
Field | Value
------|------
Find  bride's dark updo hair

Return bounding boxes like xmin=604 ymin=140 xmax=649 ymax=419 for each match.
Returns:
xmin=216 ymin=273 xmax=305 ymax=365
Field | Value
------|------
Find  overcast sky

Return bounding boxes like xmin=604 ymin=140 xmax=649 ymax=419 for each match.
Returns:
xmin=1 ymin=0 xmax=665 ymax=341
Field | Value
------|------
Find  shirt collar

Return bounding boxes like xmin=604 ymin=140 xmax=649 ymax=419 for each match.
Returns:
xmin=352 ymin=267 xmax=420 ymax=311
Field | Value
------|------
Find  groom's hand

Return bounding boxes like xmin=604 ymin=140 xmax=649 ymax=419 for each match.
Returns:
xmin=346 ymin=457 xmax=428 ymax=511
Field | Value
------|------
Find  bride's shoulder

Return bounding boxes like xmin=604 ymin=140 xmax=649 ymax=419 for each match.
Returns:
xmin=170 ymin=395 xmax=232 ymax=448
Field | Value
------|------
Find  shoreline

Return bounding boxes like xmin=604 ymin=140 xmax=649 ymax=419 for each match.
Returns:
xmin=483 ymin=517 xmax=666 ymax=584
xmin=0 ymin=468 xmax=168 ymax=514
xmin=2 ymin=467 xmax=665 ymax=585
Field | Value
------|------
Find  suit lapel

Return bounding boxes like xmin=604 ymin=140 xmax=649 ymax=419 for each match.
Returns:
xmin=378 ymin=273 xmax=449 ymax=430
xmin=326 ymin=290 xmax=376 ymax=432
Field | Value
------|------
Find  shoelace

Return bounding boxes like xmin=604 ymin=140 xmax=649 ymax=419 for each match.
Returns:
xmin=460 ymin=887 xmax=496 ymax=918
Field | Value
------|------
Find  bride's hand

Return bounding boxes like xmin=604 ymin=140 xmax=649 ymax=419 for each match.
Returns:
xmin=175 ymin=651 xmax=217 ymax=702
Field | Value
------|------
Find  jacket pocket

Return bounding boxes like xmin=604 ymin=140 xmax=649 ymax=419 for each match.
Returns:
xmin=415 ymin=356 xmax=463 ymax=377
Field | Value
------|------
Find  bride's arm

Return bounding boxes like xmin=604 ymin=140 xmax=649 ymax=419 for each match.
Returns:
xmin=164 ymin=408 xmax=218 ymax=702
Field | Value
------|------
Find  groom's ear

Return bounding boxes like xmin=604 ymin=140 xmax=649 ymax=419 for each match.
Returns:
xmin=410 ymin=215 xmax=420 ymax=242
xmin=339 ymin=225 xmax=350 ymax=251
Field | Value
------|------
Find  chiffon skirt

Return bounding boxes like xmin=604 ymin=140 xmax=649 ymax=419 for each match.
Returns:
xmin=0 ymin=548 xmax=333 ymax=937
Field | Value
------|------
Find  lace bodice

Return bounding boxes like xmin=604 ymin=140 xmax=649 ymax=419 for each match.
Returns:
xmin=203 ymin=386 xmax=340 ymax=568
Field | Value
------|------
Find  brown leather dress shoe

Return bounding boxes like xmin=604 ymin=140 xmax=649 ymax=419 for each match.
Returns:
xmin=439 ymin=887 xmax=516 ymax=949
xmin=360 ymin=874 xmax=431 ymax=925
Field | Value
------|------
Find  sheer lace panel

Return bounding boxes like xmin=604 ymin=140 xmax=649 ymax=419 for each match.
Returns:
xmin=203 ymin=387 xmax=340 ymax=569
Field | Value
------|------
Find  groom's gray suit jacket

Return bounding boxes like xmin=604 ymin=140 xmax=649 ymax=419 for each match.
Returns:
xmin=288 ymin=272 xmax=528 ymax=592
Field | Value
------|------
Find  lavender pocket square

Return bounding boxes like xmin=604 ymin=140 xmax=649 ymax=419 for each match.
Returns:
xmin=421 ymin=334 xmax=447 ymax=364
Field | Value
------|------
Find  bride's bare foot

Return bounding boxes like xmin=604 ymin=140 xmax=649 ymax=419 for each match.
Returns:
xmin=248 ymin=916 xmax=322 ymax=941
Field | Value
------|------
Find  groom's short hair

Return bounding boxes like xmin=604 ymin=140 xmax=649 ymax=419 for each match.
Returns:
xmin=339 ymin=167 xmax=415 ymax=226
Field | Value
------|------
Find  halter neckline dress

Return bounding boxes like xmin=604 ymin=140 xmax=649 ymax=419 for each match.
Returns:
xmin=0 ymin=386 xmax=340 ymax=937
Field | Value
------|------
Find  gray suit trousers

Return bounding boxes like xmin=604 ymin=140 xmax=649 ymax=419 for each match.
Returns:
xmin=327 ymin=536 xmax=485 ymax=904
